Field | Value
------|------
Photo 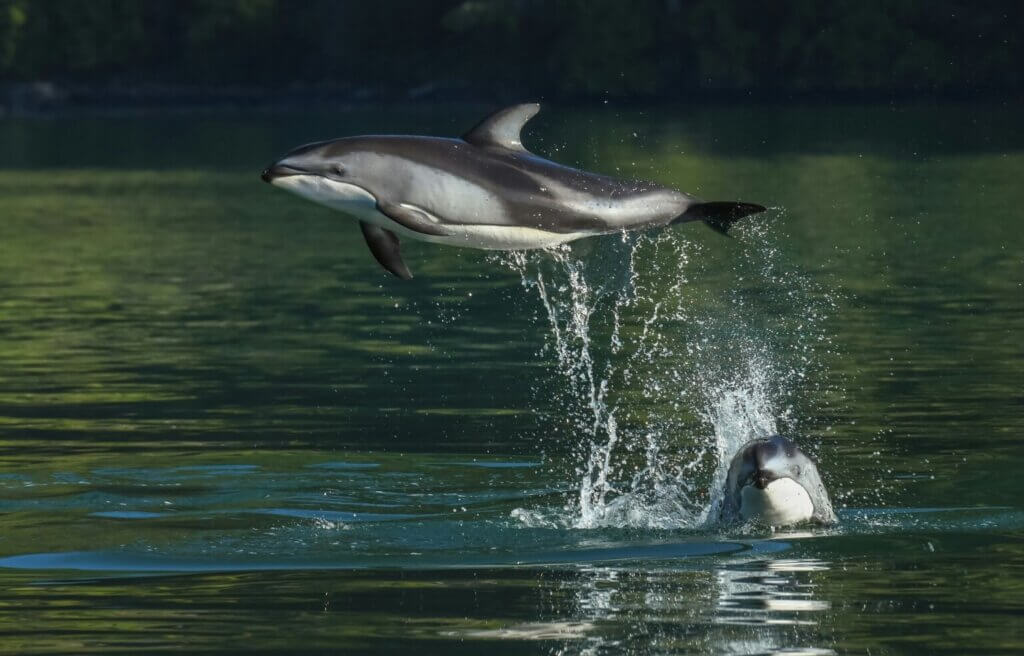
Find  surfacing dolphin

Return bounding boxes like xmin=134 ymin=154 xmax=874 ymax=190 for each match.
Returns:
xmin=720 ymin=435 xmax=837 ymax=528
xmin=262 ymin=103 xmax=765 ymax=279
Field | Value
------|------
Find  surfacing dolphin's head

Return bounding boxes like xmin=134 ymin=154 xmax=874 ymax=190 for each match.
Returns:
xmin=720 ymin=435 xmax=837 ymax=528
xmin=261 ymin=139 xmax=378 ymax=215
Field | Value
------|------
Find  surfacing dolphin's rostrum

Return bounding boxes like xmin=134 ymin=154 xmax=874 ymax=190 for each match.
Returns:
xmin=720 ymin=435 xmax=837 ymax=528
xmin=262 ymin=104 xmax=765 ymax=279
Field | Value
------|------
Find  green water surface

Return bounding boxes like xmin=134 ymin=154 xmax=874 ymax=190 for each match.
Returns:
xmin=0 ymin=104 xmax=1021 ymax=654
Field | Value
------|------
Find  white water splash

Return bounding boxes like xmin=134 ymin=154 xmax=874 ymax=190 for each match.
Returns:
xmin=698 ymin=359 xmax=782 ymax=525
xmin=498 ymin=223 xmax=834 ymax=530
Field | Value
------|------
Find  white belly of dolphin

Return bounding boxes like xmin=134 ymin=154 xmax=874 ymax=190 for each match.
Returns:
xmin=272 ymin=174 xmax=587 ymax=250
xmin=419 ymin=223 xmax=586 ymax=249
xmin=739 ymin=478 xmax=815 ymax=527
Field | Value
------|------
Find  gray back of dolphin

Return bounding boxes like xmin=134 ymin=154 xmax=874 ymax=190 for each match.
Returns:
xmin=263 ymin=104 xmax=765 ymax=279
xmin=720 ymin=435 xmax=837 ymax=526
xmin=304 ymin=134 xmax=688 ymax=234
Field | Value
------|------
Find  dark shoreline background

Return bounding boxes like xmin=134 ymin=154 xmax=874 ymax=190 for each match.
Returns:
xmin=3 ymin=81 xmax=1021 ymax=119
xmin=1 ymin=1 xmax=1021 ymax=117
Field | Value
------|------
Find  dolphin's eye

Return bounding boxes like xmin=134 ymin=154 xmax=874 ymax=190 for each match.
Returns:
xmin=332 ymin=164 xmax=346 ymax=176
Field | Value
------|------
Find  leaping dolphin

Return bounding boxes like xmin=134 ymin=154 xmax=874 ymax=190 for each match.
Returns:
xmin=720 ymin=435 xmax=837 ymax=528
xmin=261 ymin=104 xmax=765 ymax=279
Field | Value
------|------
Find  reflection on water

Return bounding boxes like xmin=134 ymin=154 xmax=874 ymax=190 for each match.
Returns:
xmin=451 ymin=556 xmax=833 ymax=655
xmin=0 ymin=104 xmax=1022 ymax=654
xmin=557 ymin=558 xmax=835 ymax=654
xmin=715 ymin=558 xmax=831 ymax=624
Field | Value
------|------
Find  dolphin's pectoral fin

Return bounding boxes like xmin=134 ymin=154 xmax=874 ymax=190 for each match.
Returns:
xmin=359 ymin=221 xmax=413 ymax=280
xmin=462 ymin=103 xmax=540 ymax=152
xmin=376 ymin=200 xmax=451 ymax=237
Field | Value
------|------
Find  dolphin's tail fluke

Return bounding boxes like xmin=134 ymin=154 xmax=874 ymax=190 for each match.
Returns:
xmin=673 ymin=201 xmax=766 ymax=236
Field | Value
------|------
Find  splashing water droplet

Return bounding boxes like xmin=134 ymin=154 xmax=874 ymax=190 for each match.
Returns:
xmin=493 ymin=218 xmax=838 ymax=530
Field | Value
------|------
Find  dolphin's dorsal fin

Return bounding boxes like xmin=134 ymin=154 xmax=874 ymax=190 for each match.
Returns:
xmin=462 ymin=103 xmax=540 ymax=152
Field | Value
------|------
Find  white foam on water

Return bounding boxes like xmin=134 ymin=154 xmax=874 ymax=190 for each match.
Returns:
xmin=497 ymin=222 xmax=836 ymax=530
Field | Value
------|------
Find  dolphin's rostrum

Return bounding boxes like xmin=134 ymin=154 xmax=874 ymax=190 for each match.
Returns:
xmin=720 ymin=435 xmax=837 ymax=527
xmin=262 ymin=104 xmax=765 ymax=279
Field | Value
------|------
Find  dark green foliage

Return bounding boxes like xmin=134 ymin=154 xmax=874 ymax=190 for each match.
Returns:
xmin=0 ymin=0 xmax=1019 ymax=98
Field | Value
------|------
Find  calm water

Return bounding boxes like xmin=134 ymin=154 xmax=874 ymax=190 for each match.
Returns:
xmin=0 ymin=104 xmax=1022 ymax=654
